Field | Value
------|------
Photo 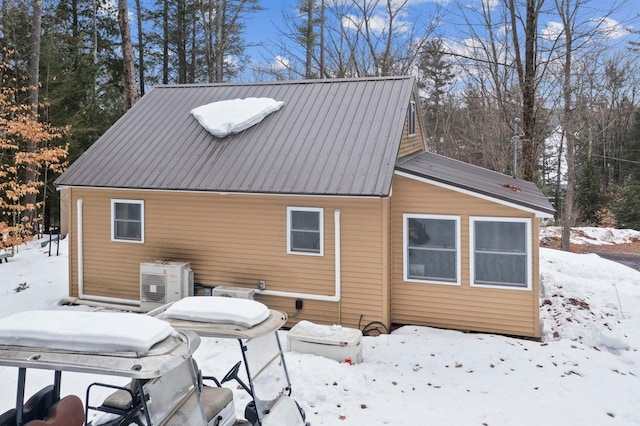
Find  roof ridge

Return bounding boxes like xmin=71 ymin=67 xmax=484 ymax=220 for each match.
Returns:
xmin=155 ymin=76 xmax=414 ymax=90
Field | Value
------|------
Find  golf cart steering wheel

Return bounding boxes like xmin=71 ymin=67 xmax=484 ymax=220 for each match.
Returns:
xmin=221 ymin=361 xmax=242 ymax=384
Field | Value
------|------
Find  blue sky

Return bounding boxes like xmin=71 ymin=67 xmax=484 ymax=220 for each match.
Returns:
xmin=239 ymin=0 xmax=637 ymax=78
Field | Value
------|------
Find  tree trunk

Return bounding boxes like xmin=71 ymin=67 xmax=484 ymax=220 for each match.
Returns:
xmin=305 ymin=0 xmax=314 ymax=78
xmin=163 ymin=0 xmax=169 ymax=84
xmin=214 ymin=0 xmax=224 ymax=82
xmin=24 ymin=0 xmax=43 ymax=230
xmin=509 ymin=0 xmax=543 ymax=181
xmin=135 ymin=0 xmax=145 ymax=96
xmin=319 ymin=0 xmax=325 ymax=77
xmin=118 ymin=0 xmax=139 ymax=108
xmin=177 ymin=0 xmax=187 ymax=83
xmin=560 ymin=0 xmax=574 ymax=252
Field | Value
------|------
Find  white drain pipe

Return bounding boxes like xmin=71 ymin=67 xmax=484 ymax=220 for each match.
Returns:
xmin=256 ymin=209 xmax=341 ymax=302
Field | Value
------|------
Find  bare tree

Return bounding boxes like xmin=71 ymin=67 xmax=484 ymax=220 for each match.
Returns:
xmin=23 ymin=0 xmax=43 ymax=229
xmin=267 ymin=0 xmax=438 ymax=79
xmin=118 ymin=0 xmax=139 ymax=108
xmin=135 ymin=0 xmax=145 ymax=95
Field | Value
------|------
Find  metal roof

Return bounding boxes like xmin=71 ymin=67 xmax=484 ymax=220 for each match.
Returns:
xmin=56 ymin=77 xmax=416 ymax=197
xmin=396 ymin=151 xmax=555 ymax=217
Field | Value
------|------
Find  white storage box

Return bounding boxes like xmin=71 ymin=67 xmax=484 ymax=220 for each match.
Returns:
xmin=287 ymin=321 xmax=363 ymax=364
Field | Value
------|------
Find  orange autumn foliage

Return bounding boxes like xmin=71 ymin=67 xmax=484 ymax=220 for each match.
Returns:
xmin=1 ymin=53 xmax=69 ymax=250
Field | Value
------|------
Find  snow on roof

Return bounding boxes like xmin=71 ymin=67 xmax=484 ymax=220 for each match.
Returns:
xmin=0 ymin=310 xmax=174 ymax=353
xmin=163 ymin=296 xmax=270 ymax=328
xmin=191 ymin=97 xmax=284 ymax=138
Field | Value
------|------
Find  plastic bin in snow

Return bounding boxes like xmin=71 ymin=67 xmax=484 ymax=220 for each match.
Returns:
xmin=287 ymin=321 xmax=363 ymax=364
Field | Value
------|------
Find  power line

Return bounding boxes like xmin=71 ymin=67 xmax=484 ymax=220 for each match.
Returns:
xmin=590 ymin=153 xmax=640 ymax=165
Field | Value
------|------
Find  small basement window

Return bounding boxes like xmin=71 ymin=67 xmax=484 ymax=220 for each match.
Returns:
xmin=470 ymin=217 xmax=531 ymax=290
xmin=408 ymin=101 xmax=416 ymax=136
xmin=111 ymin=199 xmax=144 ymax=243
xmin=403 ymin=214 xmax=460 ymax=285
xmin=287 ymin=207 xmax=323 ymax=256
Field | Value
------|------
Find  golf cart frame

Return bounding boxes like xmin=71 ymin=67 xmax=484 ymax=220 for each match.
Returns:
xmin=0 ymin=298 xmax=307 ymax=426
xmin=148 ymin=298 xmax=308 ymax=426
xmin=0 ymin=325 xmax=208 ymax=425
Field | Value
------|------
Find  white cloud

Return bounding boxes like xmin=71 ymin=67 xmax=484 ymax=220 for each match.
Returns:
xmin=542 ymin=21 xmax=564 ymax=41
xmin=273 ymin=56 xmax=290 ymax=71
xmin=592 ymin=17 xmax=628 ymax=39
xmin=341 ymin=13 xmax=409 ymax=34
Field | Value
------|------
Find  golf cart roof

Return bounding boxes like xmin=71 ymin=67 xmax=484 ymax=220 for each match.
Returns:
xmin=0 ymin=310 xmax=200 ymax=379
xmin=148 ymin=297 xmax=288 ymax=339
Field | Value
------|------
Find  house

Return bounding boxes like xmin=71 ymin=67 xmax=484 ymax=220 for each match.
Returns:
xmin=55 ymin=76 xmax=554 ymax=338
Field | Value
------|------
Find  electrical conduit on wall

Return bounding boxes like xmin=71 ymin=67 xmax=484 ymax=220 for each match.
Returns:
xmin=256 ymin=209 xmax=342 ymax=302
xmin=76 ymin=198 xmax=140 ymax=307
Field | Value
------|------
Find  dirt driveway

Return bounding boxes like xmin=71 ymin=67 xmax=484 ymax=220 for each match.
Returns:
xmin=576 ymin=242 xmax=640 ymax=271
xmin=541 ymin=239 xmax=640 ymax=272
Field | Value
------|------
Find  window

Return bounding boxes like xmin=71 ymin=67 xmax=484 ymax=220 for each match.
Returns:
xmin=470 ymin=217 xmax=531 ymax=290
xmin=287 ymin=207 xmax=323 ymax=255
xmin=408 ymin=101 xmax=416 ymax=136
xmin=111 ymin=200 xmax=144 ymax=243
xmin=403 ymin=214 xmax=460 ymax=285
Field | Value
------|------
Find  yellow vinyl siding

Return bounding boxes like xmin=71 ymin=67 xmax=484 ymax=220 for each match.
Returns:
xmin=68 ymin=189 xmax=388 ymax=330
xmin=398 ymin=95 xmax=425 ymax=158
xmin=390 ymin=175 xmax=541 ymax=338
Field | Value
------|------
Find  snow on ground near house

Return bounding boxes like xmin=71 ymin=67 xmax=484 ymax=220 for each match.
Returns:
xmin=191 ymin=97 xmax=284 ymax=138
xmin=540 ymin=225 xmax=640 ymax=245
xmin=1 ymin=231 xmax=639 ymax=425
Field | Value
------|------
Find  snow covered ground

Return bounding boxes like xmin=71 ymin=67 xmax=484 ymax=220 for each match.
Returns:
xmin=1 ymin=229 xmax=639 ymax=425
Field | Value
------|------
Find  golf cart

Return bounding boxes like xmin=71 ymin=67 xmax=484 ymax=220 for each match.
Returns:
xmin=0 ymin=298 xmax=307 ymax=426
xmin=147 ymin=296 xmax=308 ymax=426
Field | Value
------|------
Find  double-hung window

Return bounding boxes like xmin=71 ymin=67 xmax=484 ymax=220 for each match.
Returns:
xmin=403 ymin=214 xmax=460 ymax=285
xmin=287 ymin=207 xmax=323 ymax=255
xmin=408 ymin=101 xmax=416 ymax=136
xmin=111 ymin=199 xmax=144 ymax=243
xmin=470 ymin=217 xmax=531 ymax=290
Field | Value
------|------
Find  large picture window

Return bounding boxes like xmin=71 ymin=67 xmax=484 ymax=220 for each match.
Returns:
xmin=403 ymin=214 xmax=460 ymax=285
xmin=287 ymin=207 xmax=323 ymax=255
xmin=470 ymin=217 xmax=531 ymax=290
xmin=111 ymin=200 xmax=144 ymax=243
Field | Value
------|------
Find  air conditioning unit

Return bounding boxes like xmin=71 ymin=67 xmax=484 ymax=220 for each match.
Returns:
xmin=212 ymin=286 xmax=255 ymax=300
xmin=140 ymin=261 xmax=194 ymax=312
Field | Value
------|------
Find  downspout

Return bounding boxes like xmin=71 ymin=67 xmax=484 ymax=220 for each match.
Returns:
xmin=256 ymin=209 xmax=341 ymax=302
xmin=76 ymin=198 xmax=140 ymax=307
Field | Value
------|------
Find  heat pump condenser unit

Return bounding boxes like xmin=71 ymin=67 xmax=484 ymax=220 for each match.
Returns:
xmin=140 ymin=261 xmax=194 ymax=312
xmin=212 ymin=286 xmax=255 ymax=300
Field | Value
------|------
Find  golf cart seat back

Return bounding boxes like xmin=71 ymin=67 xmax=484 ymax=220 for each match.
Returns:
xmin=201 ymin=387 xmax=233 ymax=423
xmin=24 ymin=394 xmax=84 ymax=426
xmin=101 ymin=382 xmax=135 ymax=410
xmin=0 ymin=385 xmax=59 ymax=425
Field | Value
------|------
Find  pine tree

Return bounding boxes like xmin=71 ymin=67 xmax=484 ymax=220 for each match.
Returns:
xmin=613 ymin=110 xmax=640 ymax=230
xmin=575 ymin=158 xmax=607 ymax=225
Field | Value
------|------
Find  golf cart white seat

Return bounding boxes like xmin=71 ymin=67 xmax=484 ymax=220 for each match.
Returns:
xmin=201 ymin=386 xmax=234 ymax=423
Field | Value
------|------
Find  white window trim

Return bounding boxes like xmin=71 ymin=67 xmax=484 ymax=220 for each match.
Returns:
xmin=408 ymin=101 xmax=416 ymax=136
xmin=469 ymin=216 xmax=532 ymax=291
xmin=111 ymin=199 xmax=144 ymax=244
xmin=403 ymin=213 xmax=461 ymax=286
xmin=287 ymin=207 xmax=324 ymax=256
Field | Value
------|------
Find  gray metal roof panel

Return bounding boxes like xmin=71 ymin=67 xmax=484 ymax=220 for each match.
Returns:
xmin=57 ymin=77 xmax=416 ymax=196
xmin=396 ymin=151 xmax=555 ymax=216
